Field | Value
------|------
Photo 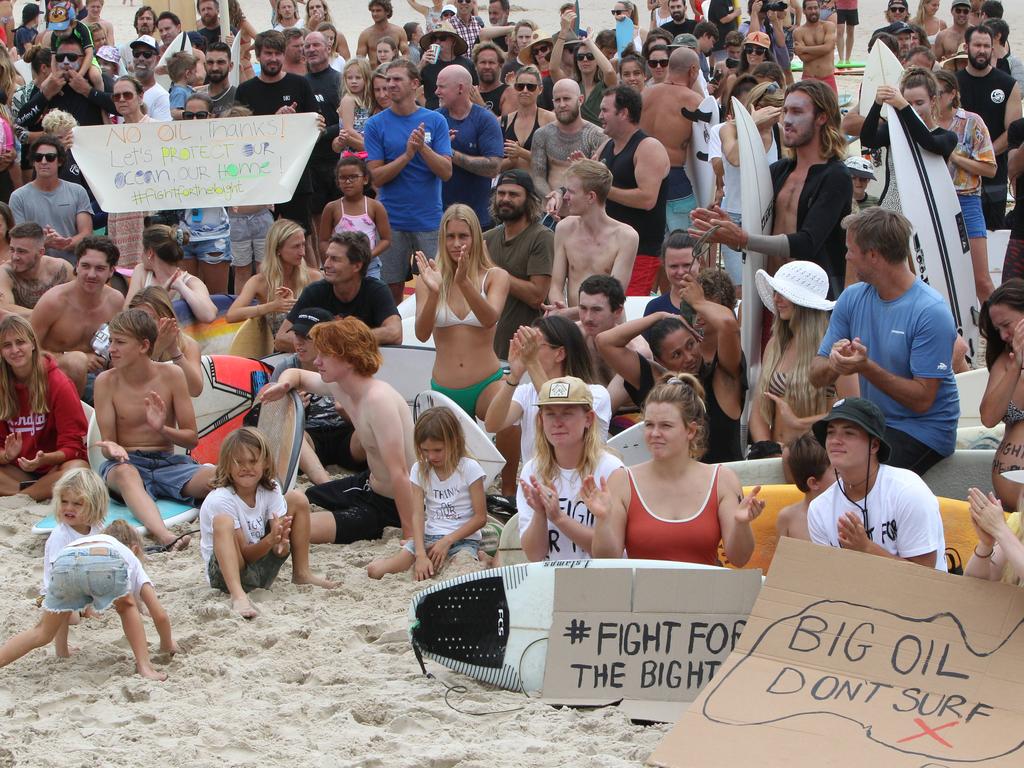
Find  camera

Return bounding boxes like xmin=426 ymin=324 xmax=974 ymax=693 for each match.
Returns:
xmin=765 ymin=1 xmax=788 ymax=10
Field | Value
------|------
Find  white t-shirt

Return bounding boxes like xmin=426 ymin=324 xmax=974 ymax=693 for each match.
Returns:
xmin=199 ymin=485 xmax=287 ymax=576
xmin=65 ymin=534 xmax=153 ymax=598
xmin=512 ymin=381 xmax=612 ymax=464
xmin=807 ymin=465 xmax=948 ymax=571
xmin=143 ymin=83 xmax=172 ymax=121
xmin=42 ymin=522 xmax=100 ymax=593
xmin=517 ymin=451 xmax=624 ymax=562
xmin=410 ymin=457 xmax=486 ymax=539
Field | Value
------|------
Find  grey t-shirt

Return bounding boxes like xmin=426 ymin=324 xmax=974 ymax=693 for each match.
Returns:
xmin=9 ymin=181 xmax=92 ymax=263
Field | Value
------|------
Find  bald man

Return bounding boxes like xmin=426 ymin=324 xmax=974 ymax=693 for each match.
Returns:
xmin=437 ymin=64 xmax=504 ymax=227
xmin=639 ymin=46 xmax=705 ymax=233
xmin=530 ymin=79 xmax=607 ymax=202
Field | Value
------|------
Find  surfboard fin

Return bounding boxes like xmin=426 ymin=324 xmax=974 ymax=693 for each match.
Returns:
xmin=681 ymin=107 xmax=713 ymax=123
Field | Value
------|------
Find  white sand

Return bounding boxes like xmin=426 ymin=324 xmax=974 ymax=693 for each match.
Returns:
xmin=1 ymin=1 xmax=1022 ymax=765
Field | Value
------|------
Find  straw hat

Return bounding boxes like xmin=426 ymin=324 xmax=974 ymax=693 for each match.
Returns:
xmin=755 ymin=261 xmax=835 ymax=314
xmin=518 ymin=34 xmax=555 ymax=65
xmin=420 ymin=22 xmax=468 ymax=58
xmin=941 ymin=43 xmax=968 ymax=70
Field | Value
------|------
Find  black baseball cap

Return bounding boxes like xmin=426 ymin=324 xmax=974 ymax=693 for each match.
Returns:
xmin=812 ymin=398 xmax=891 ymax=463
xmin=291 ymin=307 xmax=334 ymax=337
xmin=22 ymin=3 xmax=40 ymax=24
xmin=495 ymin=169 xmax=538 ymax=199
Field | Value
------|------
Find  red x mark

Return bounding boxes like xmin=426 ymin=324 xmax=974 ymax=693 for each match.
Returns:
xmin=896 ymin=718 xmax=959 ymax=748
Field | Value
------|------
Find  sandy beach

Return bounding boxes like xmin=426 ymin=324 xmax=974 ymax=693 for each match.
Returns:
xmin=1 ymin=1 xmax=1023 ymax=766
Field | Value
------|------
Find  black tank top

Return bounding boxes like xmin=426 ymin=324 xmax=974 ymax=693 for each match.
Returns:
xmin=598 ymin=129 xmax=668 ymax=256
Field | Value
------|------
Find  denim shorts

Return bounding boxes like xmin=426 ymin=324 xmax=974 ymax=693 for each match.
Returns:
xmin=184 ymin=237 xmax=233 ymax=265
xmin=402 ymin=533 xmax=480 ymax=559
xmin=229 ymin=210 xmax=273 ymax=267
xmin=43 ymin=550 xmax=129 ymax=613
xmin=99 ymin=451 xmax=204 ymax=504
xmin=958 ymin=193 xmax=987 ymax=240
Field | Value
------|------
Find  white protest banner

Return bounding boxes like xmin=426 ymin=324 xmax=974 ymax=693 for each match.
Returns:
xmin=72 ymin=113 xmax=317 ymax=213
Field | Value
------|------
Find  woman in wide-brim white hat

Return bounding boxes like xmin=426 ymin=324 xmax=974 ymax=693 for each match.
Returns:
xmin=749 ymin=260 xmax=857 ymax=449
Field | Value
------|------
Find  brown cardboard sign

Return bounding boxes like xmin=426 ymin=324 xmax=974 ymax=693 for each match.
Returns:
xmin=542 ymin=567 xmax=762 ymax=722
xmin=648 ymin=538 xmax=1024 ymax=767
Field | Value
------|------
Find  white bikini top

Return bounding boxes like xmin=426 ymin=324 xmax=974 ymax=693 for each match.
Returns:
xmin=434 ymin=270 xmax=490 ymax=329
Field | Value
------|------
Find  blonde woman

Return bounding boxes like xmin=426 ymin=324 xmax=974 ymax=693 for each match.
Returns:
xmin=335 ymin=57 xmax=374 ymax=153
xmin=128 ymin=286 xmax=203 ymax=397
xmin=749 ymin=261 xmax=856 ymax=449
xmin=226 ymin=218 xmax=319 ymax=342
xmin=414 ymin=204 xmax=510 ymax=419
xmin=965 ymin=481 xmax=1024 ymax=586
xmin=912 ymin=0 xmax=946 ymax=44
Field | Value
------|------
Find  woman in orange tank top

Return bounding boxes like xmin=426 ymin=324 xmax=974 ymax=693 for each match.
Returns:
xmin=585 ymin=373 xmax=765 ymax=565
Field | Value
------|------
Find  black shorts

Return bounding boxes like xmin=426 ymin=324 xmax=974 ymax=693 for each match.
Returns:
xmin=308 ymin=423 xmax=367 ymax=472
xmin=309 ymin=163 xmax=341 ymax=213
xmin=304 ymin=470 xmax=401 ymax=544
xmin=836 ymin=9 xmax=858 ymax=24
xmin=274 ymin=194 xmax=312 ymax=233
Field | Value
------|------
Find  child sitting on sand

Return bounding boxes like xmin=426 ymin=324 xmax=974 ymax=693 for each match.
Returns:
xmin=1 ymin=518 xmax=177 ymax=681
xmin=368 ymin=408 xmax=487 ymax=581
xmin=199 ymin=427 xmax=336 ymax=619
xmin=776 ymin=433 xmax=833 ymax=541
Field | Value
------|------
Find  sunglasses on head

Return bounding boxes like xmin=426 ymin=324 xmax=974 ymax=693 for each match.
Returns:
xmin=514 ymin=81 xmax=539 ymax=91
xmin=33 ymin=152 xmax=58 ymax=162
xmin=54 ymin=52 xmax=80 ymax=63
xmin=576 ymin=52 xmax=595 ymax=61
xmin=745 ymin=45 xmax=767 ymax=55
xmin=648 ymin=58 xmax=669 ymax=67
xmin=111 ymin=91 xmax=135 ymax=101
xmin=182 ymin=110 xmax=210 ymax=119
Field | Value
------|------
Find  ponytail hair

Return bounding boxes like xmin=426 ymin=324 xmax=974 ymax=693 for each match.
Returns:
xmin=644 ymin=372 xmax=708 ymax=459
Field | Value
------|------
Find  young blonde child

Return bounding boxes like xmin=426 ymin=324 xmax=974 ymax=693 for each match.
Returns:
xmin=367 ymin=408 xmax=487 ymax=581
xmin=167 ymin=51 xmax=199 ymax=120
xmin=199 ymin=427 xmax=336 ymax=619
xmin=776 ymin=433 xmax=833 ymax=541
xmin=2 ymin=487 xmax=177 ymax=681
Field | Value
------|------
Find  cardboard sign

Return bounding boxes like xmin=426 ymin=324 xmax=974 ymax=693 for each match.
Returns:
xmin=543 ymin=568 xmax=762 ymax=722
xmin=72 ymin=114 xmax=317 ymax=213
xmin=648 ymin=538 xmax=1024 ymax=767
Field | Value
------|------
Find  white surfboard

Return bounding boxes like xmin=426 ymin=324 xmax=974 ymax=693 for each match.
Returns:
xmin=412 ymin=390 xmax=505 ymax=489
xmin=954 ymin=367 xmax=988 ymax=429
xmin=734 ymin=97 xmax=773 ymax=435
xmin=685 ymin=94 xmax=720 ymax=211
xmin=608 ymin=421 xmax=649 ymax=467
xmin=409 ymin=559 xmax=725 ymax=693
xmin=379 ymin=345 xmax=438 ymax=405
xmin=859 ymin=43 xmax=905 ymax=117
xmin=887 ymin=103 xmax=981 ymax=360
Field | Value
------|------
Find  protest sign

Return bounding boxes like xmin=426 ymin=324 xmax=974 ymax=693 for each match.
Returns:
xmin=648 ymin=538 xmax=1024 ymax=767
xmin=72 ymin=113 xmax=317 ymax=213
xmin=543 ymin=567 xmax=762 ymax=722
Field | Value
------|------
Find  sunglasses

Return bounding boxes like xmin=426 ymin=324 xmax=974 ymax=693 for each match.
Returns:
xmin=889 ymin=6 xmax=907 ymax=11
xmin=457 ymin=0 xmax=472 ymax=3
xmin=648 ymin=58 xmax=669 ymax=67
xmin=133 ymin=49 xmax=157 ymax=59
xmin=111 ymin=91 xmax=135 ymax=101
xmin=182 ymin=110 xmax=210 ymax=119
xmin=576 ymin=52 xmax=595 ymax=61
xmin=33 ymin=152 xmax=58 ymax=162
xmin=612 ymin=9 xmax=627 ymax=16
xmin=514 ymin=81 xmax=539 ymax=91
xmin=54 ymin=52 xmax=80 ymax=63
xmin=745 ymin=45 xmax=768 ymax=55
xmin=952 ymin=6 xmax=969 ymax=12
xmin=533 ymin=45 xmax=551 ymax=55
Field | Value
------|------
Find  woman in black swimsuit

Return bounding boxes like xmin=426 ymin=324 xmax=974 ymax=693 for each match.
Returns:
xmin=500 ymin=65 xmax=555 ymax=173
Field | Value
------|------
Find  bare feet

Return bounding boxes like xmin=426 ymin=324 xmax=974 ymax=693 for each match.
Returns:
xmin=293 ymin=571 xmax=338 ymax=589
xmin=137 ymin=665 xmax=168 ymax=681
xmin=56 ymin=645 xmax=78 ymax=658
xmin=231 ymin=596 xmax=258 ymax=619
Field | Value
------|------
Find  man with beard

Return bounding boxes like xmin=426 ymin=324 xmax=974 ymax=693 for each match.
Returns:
xmin=282 ymin=27 xmax=306 ymax=77
xmin=483 ymin=170 xmax=553 ymax=360
xmin=794 ymin=0 xmax=838 ymax=94
xmin=304 ymin=31 xmax=342 ymax=254
xmin=236 ymin=30 xmax=322 ymax=253
xmin=205 ymin=41 xmax=236 ymax=115
xmin=691 ymin=80 xmax=852 ymax=295
xmin=0 ymin=223 xmax=71 ymax=315
xmin=474 ymin=42 xmax=507 ymax=118
xmin=436 ymin=65 xmax=503 ymax=228
xmin=488 ymin=0 xmax=511 ymax=51
xmin=356 ymin=0 xmax=408 ymax=68
xmin=130 ymin=36 xmax=171 ymax=121
xmin=933 ymin=0 xmax=973 ymax=62
xmin=31 ymin=237 xmax=124 ymax=397
xmin=530 ymin=79 xmax=604 ymax=197
xmin=956 ymin=24 xmax=1021 ymax=229
xmin=196 ymin=0 xmax=226 ymax=49
xmin=661 ymin=0 xmax=697 ymax=38
xmin=118 ymin=5 xmax=156 ymax=71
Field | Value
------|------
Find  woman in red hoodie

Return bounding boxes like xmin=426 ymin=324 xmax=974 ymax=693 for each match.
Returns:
xmin=0 ymin=316 xmax=89 ymax=501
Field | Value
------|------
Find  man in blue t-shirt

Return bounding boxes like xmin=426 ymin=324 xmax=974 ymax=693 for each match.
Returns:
xmin=365 ymin=60 xmax=453 ymax=305
xmin=436 ymin=65 xmax=504 ymax=229
xmin=810 ymin=208 xmax=959 ymax=474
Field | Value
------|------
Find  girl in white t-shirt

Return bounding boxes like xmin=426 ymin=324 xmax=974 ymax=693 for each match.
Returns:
xmin=2 ymin=518 xmax=177 ymax=681
xmin=200 ymin=427 xmax=336 ymax=619
xmin=518 ymin=376 xmax=626 ymax=562
xmin=368 ymin=408 xmax=488 ymax=581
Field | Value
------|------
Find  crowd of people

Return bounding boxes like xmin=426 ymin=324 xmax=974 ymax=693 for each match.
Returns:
xmin=0 ymin=0 xmax=1023 ymax=680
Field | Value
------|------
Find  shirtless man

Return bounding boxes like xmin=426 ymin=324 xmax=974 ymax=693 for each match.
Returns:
xmin=640 ymin=47 xmax=704 ymax=233
xmin=691 ymin=80 xmax=852 ymax=296
xmin=531 ymin=79 xmax=606 ymax=197
xmin=356 ymin=0 xmax=408 ymax=68
xmin=548 ymin=160 xmax=638 ymax=310
xmin=794 ymin=0 xmax=838 ymax=94
xmin=95 ymin=309 xmax=216 ymax=550
xmin=933 ymin=0 xmax=973 ymax=62
xmin=31 ymin=237 xmax=123 ymax=397
xmin=258 ymin=316 xmax=417 ymax=544
xmin=0 ymin=223 xmax=71 ymax=316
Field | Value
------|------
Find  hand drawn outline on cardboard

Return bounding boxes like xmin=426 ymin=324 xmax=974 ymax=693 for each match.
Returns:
xmin=701 ymin=599 xmax=1024 ymax=763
